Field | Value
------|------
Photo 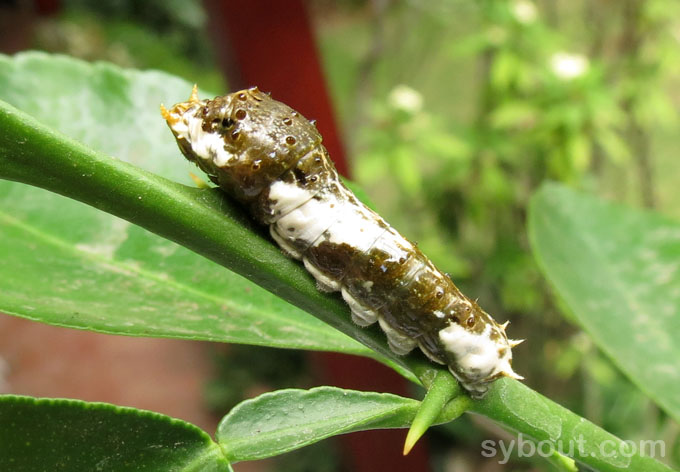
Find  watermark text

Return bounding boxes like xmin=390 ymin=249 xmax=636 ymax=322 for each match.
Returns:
xmin=481 ymin=434 xmax=665 ymax=464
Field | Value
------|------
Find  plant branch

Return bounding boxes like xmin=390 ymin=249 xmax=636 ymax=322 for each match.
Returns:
xmin=0 ymin=99 xmax=673 ymax=472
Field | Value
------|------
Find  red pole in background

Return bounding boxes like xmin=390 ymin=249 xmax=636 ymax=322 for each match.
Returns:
xmin=204 ymin=0 xmax=348 ymax=177
xmin=0 ymin=0 xmax=61 ymax=54
xmin=203 ymin=1 xmax=431 ymax=470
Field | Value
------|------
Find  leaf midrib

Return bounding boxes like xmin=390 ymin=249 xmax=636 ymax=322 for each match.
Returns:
xmin=221 ymin=401 xmax=414 ymax=459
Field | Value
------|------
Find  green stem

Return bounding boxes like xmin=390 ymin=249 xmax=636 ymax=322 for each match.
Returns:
xmin=470 ymin=379 xmax=673 ymax=471
xmin=0 ymin=99 xmax=673 ymax=472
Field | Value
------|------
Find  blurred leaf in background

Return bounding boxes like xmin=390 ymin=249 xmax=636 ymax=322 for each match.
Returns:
xmin=32 ymin=0 xmax=225 ymax=92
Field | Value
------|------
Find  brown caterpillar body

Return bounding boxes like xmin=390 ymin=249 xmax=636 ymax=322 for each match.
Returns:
xmin=162 ymin=86 xmax=522 ymax=397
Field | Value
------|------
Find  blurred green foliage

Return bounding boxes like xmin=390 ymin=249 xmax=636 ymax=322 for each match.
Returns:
xmin=32 ymin=0 xmax=225 ymax=92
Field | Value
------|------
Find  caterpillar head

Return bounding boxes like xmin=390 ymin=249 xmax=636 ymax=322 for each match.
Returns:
xmin=161 ymin=86 xmax=321 ymax=201
xmin=439 ymin=302 xmax=523 ymax=398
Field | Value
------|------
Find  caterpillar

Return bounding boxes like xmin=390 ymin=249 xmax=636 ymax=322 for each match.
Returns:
xmin=161 ymin=86 xmax=522 ymax=397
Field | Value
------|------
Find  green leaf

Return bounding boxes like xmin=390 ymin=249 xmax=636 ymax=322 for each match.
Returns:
xmin=217 ymin=387 xmax=420 ymax=462
xmin=490 ymin=101 xmax=537 ymax=129
xmin=0 ymin=395 xmax=230 ymax=471
xmin=565 ymin=133 xmax=591 ymax=173
xmin=596 ymin=129 xmax=631 ymax=164
xmin=529 ymin=182 xmax=680 ymax=423
xmin=0 ymin=51 xmax=367 ymax=356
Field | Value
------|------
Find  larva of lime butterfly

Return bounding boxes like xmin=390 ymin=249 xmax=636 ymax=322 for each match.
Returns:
xmin=161 ymin=86 xmax=522 ymax=397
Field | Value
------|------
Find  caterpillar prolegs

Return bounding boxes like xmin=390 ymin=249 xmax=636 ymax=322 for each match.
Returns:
xmin=161 ymin=86 xmax=523 ymax=397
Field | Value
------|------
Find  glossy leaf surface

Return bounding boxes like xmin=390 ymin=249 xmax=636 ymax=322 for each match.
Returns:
xmin=530 ymin=183 xmax=680 ymax=422
xmin=0 ymin=395 xmax=230 ymax=472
